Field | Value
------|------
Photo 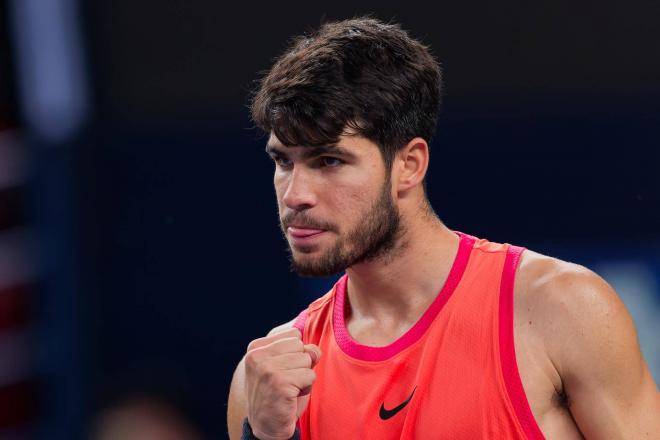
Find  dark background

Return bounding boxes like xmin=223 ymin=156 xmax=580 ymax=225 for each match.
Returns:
xmin=1 ymin=1 xmax=659 ymax=438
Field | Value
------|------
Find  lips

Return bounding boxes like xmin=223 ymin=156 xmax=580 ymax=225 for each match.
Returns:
xmin=288 ymin=226 xmax=326 ymax=238
xmin=287 ymin=226 xmax=328 ymax=248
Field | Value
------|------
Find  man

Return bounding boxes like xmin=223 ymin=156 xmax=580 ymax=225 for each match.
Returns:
xmin=228 ymin=17 xmax=660 ymax=439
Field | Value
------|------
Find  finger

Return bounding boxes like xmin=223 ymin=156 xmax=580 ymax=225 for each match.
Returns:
xmin=247 ymin=328 xmax=301 ymax=351
xmin=281 ymin=368 xmax=317 ymax=393
xmin=270 ymin=325 xmax=302 ymax=337
xmin=269 ymin=352 xmax=313 ymax=370
xmin=303 ymin=344 xmax=322 ymax=367
xmin=247 ymin=337 xmax=305 ymax=365
xmin=265 ymin=337 xmax=305 ymax=355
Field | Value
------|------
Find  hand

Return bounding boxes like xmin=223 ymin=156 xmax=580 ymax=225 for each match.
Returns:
xmin=244 ymin=328 xmax=321 ymax=440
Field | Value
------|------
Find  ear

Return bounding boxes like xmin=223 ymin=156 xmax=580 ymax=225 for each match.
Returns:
xmin=394 ymin=137 xmax=429 ymax=193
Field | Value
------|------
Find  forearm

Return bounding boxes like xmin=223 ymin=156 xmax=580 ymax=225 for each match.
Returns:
xmin=228 ymin=358 xmax=248 ymax=440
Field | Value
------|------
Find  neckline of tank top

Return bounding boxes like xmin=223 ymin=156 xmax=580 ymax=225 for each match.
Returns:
xmin=332 ymin=230 xmax=477 ymax=362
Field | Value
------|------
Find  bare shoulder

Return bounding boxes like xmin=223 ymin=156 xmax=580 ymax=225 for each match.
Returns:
xmin=516 ymin=249 xmax=629 ymax=361
xmin=516 ymin=248 xmax=613 ymax=305
xmin=515 ymin=248 xmax=660 ymax=438
xmin=515 ymin=248 xmax=632 ymax=372
xmin=227 ymin=318 xmax=297 ymax=440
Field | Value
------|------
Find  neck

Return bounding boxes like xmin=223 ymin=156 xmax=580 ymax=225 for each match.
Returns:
xmin=345 ymin=213 xmax=461 ymax=330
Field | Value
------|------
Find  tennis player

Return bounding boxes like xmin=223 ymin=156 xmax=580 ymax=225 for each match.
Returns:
xmin=228 ymin=17 xmax=660 ymax=439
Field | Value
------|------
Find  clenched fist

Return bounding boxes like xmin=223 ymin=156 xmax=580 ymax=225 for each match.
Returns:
xmin=244 ymin=328 xmax=321 ymax=440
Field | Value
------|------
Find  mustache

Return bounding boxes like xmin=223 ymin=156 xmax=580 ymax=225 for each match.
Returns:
xmin=280 ymin=212 xmax=336 ymax=232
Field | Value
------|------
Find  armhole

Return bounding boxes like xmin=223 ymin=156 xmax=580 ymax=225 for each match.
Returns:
xmin=293 ymin=308 xmax=309 ymax=337
xmin=499 ymin=245 xmax=546 ymax=440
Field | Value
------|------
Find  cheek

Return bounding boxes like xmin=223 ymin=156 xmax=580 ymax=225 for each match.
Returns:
xmin=326 ymin=180 xmax=378 ymax=220
xmin=273 ymin=174 xmax=286 ymax=209
xmin=334 ymin=162 xmax=382 ymax=205
xmin=346 ymin=166 xmax=385 ymax=207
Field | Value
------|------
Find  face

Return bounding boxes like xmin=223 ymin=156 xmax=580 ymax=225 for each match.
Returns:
xmin=266 ymin=133 xmax=403 ymax=276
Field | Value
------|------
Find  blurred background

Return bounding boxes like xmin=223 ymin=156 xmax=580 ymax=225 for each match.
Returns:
xmin=0 ymin=0 xmax=658 ymax=438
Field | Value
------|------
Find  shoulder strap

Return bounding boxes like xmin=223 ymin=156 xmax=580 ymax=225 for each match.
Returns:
xmin=499 ymin=244 xmax=545 ymax=440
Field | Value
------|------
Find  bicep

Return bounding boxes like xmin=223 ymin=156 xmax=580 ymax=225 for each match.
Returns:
xmin=549 ymin=269 xmax=660 ymax=438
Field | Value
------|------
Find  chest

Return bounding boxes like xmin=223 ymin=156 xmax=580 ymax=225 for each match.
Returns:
xmin=300 ymin=318 xmax=531 ymax=440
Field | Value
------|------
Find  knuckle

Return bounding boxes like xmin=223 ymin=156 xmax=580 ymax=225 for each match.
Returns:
xmin=244 ymin=351 xmax=258 ymax=368
xmin=246 ymin=337 xmax=263 ymax=352
xmin=245 ymin=350 xmax=268 ymax=374
xmin=291 ymin=338 xmax=304 ymax=351
xmin=301 ymin=353 xmax=313 ymax=367
xmin=255 ymin=360 xmax=274 ymax=378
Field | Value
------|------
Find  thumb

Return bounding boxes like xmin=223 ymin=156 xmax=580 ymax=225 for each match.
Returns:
xmin=304 ymin=344 xmax=322 ymax=368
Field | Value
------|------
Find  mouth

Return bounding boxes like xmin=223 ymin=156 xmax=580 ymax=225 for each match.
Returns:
xmin=287 ymin=226 xmax=328 ymax=248
xmin=287 ymin=226 xmax=326 ymax=237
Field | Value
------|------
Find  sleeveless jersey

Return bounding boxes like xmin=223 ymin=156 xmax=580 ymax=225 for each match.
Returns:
xmin=292 ymin=231 xmax=546 ymax=439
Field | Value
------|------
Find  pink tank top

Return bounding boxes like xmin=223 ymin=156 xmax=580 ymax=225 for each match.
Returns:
xmin=293 ymin=231 xmax=545 ymax=439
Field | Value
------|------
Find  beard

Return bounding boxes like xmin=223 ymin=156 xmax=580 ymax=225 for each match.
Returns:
xmin=280 ymin=178 xmax=403 ymax=277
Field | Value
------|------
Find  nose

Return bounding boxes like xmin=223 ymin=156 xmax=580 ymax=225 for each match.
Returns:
xmin=281 ymin=167 xmax=317 ymax=211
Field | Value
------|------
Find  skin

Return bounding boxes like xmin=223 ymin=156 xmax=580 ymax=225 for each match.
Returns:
xmin=227 ymin=132 xmax=660 ymax=439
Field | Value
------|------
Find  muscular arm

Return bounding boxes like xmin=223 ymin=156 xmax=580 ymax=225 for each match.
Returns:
xmin=227 ymin=320 xmax=295 ymax=440
xmin=537 ymin=263 xmax=660 ymax=438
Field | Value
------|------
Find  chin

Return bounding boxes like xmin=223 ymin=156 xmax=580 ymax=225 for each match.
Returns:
xmin=290 ymin=244 xmax=319 ymax=255
xmin=290 ymin=249 xmax=350 ymax=278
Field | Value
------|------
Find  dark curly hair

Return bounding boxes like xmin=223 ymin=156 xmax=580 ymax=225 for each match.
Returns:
xmin=251 ymin=17 xmax=443 ymax=169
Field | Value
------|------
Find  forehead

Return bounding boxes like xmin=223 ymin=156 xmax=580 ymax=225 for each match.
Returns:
xmin=266 ymin=132 xmax=380 ymax=156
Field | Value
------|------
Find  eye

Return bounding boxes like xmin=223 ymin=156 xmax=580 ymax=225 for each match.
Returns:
xmin=272 ymin=154 xmax=293 ymax=168
xmin=320 ymin=156 xmax=343 ymax=167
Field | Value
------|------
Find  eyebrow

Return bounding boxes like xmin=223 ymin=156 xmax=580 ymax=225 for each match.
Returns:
xmin=265 ymin=144 xmax=355 ymax=159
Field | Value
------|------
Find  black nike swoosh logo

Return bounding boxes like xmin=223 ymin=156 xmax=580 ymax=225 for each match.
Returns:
xmin=379 ymin=386 xmax=417 ymax=420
